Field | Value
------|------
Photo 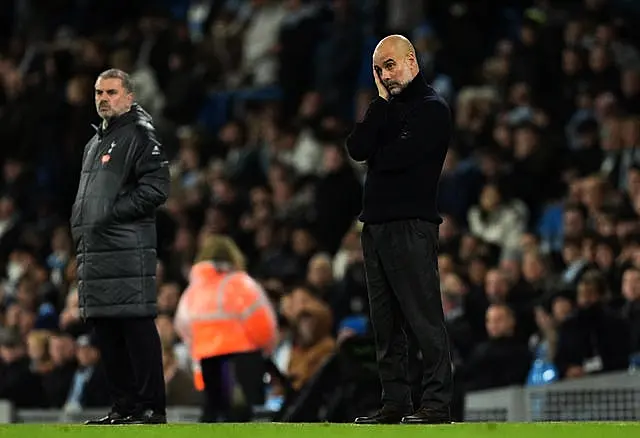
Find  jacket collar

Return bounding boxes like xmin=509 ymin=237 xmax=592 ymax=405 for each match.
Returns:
xmin=92 ymin=103 xmax=146 ymax=138
xmin=390 ymin=71 xmax=431 ymax=103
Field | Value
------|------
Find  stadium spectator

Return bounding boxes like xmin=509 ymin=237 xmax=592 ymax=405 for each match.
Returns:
xmin=26 ymin=329 xmax=54 ymax=375
xmin=620 ymin=266 xmax=640 ymax=353
xmin=0 ymin=328 xmax=46 ymax=408
xmin=555 ymin=270 xmax=630 ymax=378
xmin=457 ymin=304 xmax=532 ymax=391
xmin=41 ymin=330 xmax=78 ymax=408
xmin=62 ymin=334 xmax=110 ymax=413
xmin=286 ymin=285 xmax=335 ymax=392
xmin=468 ymin=182 xmax=528 ymax=252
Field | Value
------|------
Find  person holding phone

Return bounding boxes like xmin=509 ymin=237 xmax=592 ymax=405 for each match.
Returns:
xmin=345 ymin=35 xmax=453 ymax=425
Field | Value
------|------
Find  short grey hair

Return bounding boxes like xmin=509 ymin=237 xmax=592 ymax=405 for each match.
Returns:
xmin=97 ymin=68 xmax=134 ymax=94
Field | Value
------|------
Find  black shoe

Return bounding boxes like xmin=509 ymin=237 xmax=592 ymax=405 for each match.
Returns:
xmin=401 ymin=407 xmax=452 ymax=424
xmin=354 ymin=407 xmax=411 ymax=425
xmin=111 ymin=410 xmax=167 ymax=425
xmin=85 ymin=411 xmax=125 ymax=425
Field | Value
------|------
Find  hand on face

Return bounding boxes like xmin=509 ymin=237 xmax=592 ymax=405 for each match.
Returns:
xmin=372 ymin=35 xmax=419 ymax=100
xmin=373 ymin=66 xmax=390 ymax=101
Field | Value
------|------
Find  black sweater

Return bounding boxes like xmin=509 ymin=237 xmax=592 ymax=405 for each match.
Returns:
xmin=345 ymin=73 xmax=451 ymax=224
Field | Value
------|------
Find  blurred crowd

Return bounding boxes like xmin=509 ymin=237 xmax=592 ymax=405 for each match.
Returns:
xmin=1 ymin=0 xmax=640 ymax=419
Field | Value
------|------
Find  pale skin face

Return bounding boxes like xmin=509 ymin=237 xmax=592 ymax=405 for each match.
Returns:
xmin=485 ymin=305 xmax=515 ymax=339
xmin=372 ymin=35 xmax=420 ymax=99
xmin=94 ymin=77 xmax=133 ymax=125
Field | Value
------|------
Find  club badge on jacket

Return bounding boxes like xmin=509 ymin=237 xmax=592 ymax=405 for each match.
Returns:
xmin=101 ymin=141 xmax=117 ymax=165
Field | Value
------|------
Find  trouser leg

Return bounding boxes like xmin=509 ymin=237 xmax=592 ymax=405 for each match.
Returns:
xmin=122 ymin=317 xmax=167 ymax=414
xmin=362 ymin=225 xmax=412 ymax=411
xmin=228 ymin=351 xmax=265 ymax=422
xmin=407 ymin=329 xmax=424 ymax=412
xmin=376 ymin=220 xmax=453 ymax=411
xmin=201 ymin=356 xmax=229 ymax=422
xmin=90 ymin=318 xmax=138 ymax=415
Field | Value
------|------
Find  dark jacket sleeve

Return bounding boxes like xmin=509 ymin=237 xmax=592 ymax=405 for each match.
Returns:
xmin=372 ymin=97 xmax=450 ymax=172
xmin=554 ymin=319 xmax=583 ymax=376
xmin=345 ymin=97 xmax=388 ymax=162
xmin=112 ymin=130 xmax=170 ymax=223
xmin=601 ymin=314 xmax=631 ymax=372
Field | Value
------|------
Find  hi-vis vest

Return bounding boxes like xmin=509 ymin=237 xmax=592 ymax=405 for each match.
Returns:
xmin=174 ymin=262 xmax=278 ymax=390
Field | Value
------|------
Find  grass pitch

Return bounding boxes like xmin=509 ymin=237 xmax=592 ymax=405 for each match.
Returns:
xmin=0 ymin=422 xmax=639 ymax=438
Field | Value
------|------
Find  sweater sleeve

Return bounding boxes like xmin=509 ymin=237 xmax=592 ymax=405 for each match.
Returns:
xmin=344 ymin=97 xmax=388 ymax=162
xmin=373 ymin=97 xmax=450 ymax=172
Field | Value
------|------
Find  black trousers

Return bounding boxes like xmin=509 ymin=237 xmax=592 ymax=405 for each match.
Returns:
xmin=361 ymin=219 xmax=453 ymax=412
xmin=90 ymin=317 xmax=166 ymax=415
xmin=200 ymin=351 xmax=265 ymax=423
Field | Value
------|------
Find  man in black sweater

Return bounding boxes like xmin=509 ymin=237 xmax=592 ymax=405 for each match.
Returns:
xmin=347 ymin=35 xmax=453 ymax=425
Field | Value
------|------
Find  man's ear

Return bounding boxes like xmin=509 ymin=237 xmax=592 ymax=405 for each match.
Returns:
xmin=407 ymin=51 xmax=417 ymax=67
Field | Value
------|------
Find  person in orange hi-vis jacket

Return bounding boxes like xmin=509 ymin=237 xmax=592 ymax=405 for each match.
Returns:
xmin=174 ymin=234 xmax=278 ymax=422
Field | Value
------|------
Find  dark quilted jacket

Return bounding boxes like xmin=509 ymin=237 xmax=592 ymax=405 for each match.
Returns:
xmin=70 ymin=104 xmax=170 ymax=318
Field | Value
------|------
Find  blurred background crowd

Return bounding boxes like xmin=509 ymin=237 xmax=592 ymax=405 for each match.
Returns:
xmin=1 ymin=0 xmax=640 ymax=422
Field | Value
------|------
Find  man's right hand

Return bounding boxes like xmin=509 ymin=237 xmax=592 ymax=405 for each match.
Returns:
xmin=373 ymin=66 xmax=389 ymax=101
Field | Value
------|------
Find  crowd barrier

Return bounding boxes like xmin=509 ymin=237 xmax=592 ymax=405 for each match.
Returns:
xmin=2 ymin=370 xmax=639 ymax=423
xmin=465 ymin=370 xmax=640 ymax=422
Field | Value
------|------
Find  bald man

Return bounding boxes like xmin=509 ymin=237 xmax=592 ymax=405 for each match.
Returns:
xmin=346 ymin=35 xmax=453 ymax=425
